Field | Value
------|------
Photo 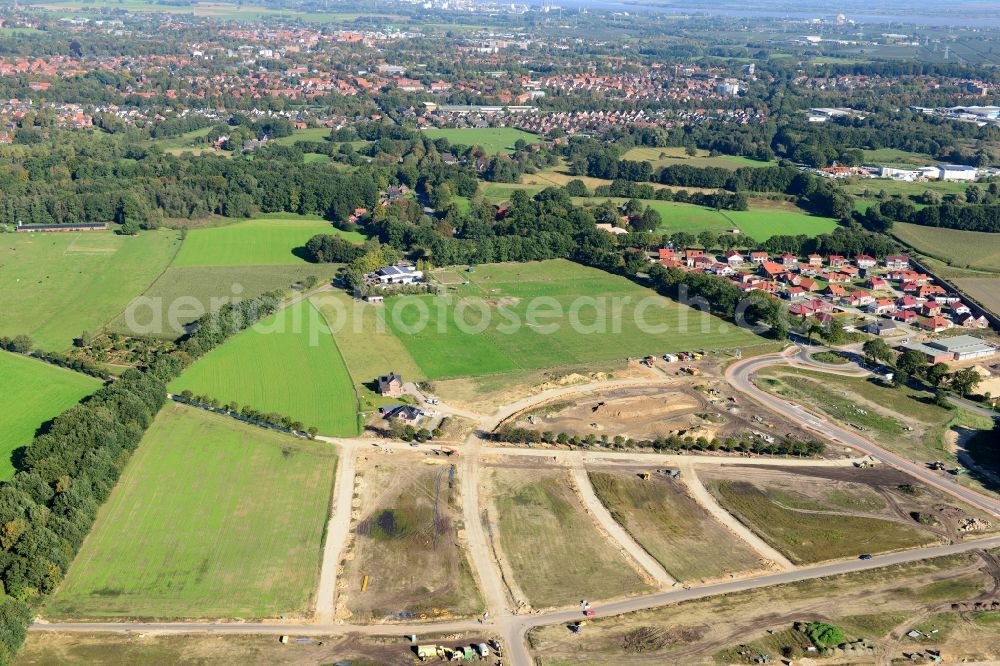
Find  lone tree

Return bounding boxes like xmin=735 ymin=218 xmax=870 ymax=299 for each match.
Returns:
xmin=896 ymin=349 xmax=929 ymax=378
xmin=862 ymin=339 xmax=892 ymax=366
xmin=950 ymin=368 xmax=982 ymax=397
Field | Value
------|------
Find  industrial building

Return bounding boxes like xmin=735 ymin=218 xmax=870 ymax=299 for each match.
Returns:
xmin=903 ymin=335 xmax=997 ymax=363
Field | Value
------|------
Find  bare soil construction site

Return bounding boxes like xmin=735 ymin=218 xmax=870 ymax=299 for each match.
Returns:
xmin=337 ymin=456 xmax=484 ymax=623
xmin=502 ymin=375 xmax=821 ymax=450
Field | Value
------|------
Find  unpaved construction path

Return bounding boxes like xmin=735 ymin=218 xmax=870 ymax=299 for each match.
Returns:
xmin=314 ymin=449 xmax=357 ymax=623
xmin=678 ymin=463 xmax=795 ymax=571
xmin=569 ymin=463 xmax=675 ymax=587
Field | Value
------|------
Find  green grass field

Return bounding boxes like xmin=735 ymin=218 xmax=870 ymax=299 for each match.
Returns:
xmin=271 ymin=127 xmax=333 ymax=146
xmin=841 ymin=178 xmax=978 ymax=200
xmin=862 ymin=148 xmax=936 ymax=167
xmin=620 ymin=146 xmax=773 ymax=170
xmin=46 ymin=402 xmax=336 ymax=619
xmin=169 ymin=300 xmax=359 ymax=435
xmin=0 ymin=230 xmax=181 ymax=350
xmin=0 ymin=352 xmax=101 ymax=480
xmin=385 ymin=260 xmax=759 ymax=380
xmin=481 ymin=182 xmax=546 ymax=203
xmin=572 ymin=198 xmax=837 ymax=239
xmin=309 ymin=290 xmax=426 ymax=385
xmin=490 ymin=469 xmax=652 ymax=608
xmin=721 ymin=208 xmax=840 ymax=241
xmin=892 ymin=222 xmax=1000 ymax=273
xmin=573 ymin=197 xmax=731 ymax=235
xmin=422 ymin=127 xmax=539 ymax=154
xmin=172 ymin=215 xmax=364 ymax=267
xmin=108 ymin=264 xmax=340 ymax=339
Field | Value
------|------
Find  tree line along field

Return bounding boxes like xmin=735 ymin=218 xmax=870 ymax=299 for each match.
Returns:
xmin=421 ymin=127 xmax=540 ymax=154
xmin=46 ymin=402 xmax=337 ymax=619
xmin=169 ymin=300 xmax=360 ymax=436
xmin=891 ymin=222 xmax=1000 ymax=273
xmin=0 ymin=352 xmax=101 ymax=480
xmin=172 ymin=214 xmax=365 ymax=267
xmin=0 ymin=230 xmax=181 ymax=350
xmin=385 ymin=259 xmax=758 ymax=380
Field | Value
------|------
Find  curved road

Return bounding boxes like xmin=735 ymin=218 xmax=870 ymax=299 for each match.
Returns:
xmin=726 ymin=351 xmax=1000 ymax=519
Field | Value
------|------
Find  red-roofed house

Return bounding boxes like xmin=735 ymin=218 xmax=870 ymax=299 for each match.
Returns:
xmin=825 ymin=284 xmax=847 ymax=298
xmin=869 ymin=298 xmax=896 ymax=315
xmin=760 ymin=261 xmax=785 ymax=278
xmin=917 ymin=316 xmax=953 ymax=333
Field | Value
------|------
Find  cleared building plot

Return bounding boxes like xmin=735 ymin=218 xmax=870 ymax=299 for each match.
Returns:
xmin=169 ymin=300 xmax=359 ymax=436
xmin=0 ymin=352 xmax=101 ymax=480
xmin=172 ymin=214 xmax=364 ymax=267
xmin=340 ymin=458 xmax=483 ymax=622
xmin=0 ymin=230 xmax=181 ymax=350
xmin=46 ymin=403 xmax=336 ymax=619
xmin=588 ymin=470 xmax=764 ymax=581
xmin=528 ymin=551 xmax=996 ymax=665
xmin=700 ymin=466 xmax=961 ymax=565
xmin=485 ymin=467 xmax=653 ymax=609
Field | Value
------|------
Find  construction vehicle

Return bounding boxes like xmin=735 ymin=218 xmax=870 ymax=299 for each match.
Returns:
xmin=437 ymin=446 xmax=458 ymax=457
xmin=928 ymin=461 xmax=946 ymax=471
xmin=570 ymin=620 xmax=588 ymax=633
xmin=638 ymin=471 xmax=651 ymax=480
xmin=416 ymin=645 xmax=443 ymax=660
xmin=641 ymin=355 xmax=655 ymax=367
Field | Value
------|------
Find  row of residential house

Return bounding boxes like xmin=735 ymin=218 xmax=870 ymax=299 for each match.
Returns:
xmin=655 ymin=248 xmax=991 ymax=336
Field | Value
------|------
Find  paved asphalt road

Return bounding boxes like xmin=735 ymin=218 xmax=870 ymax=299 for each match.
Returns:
xmin=503 ymin=535 xmax=1000 ymax=665
xmin=726 ymin=354 xmax=1000 ymax=519
xmin=36 ymin=536 xmax=1000 ymax=666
